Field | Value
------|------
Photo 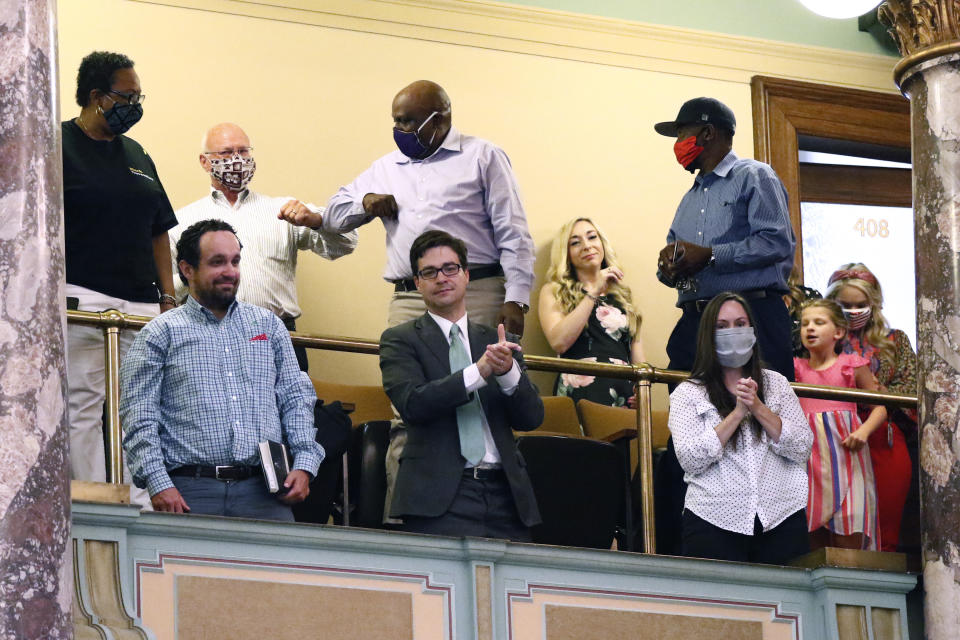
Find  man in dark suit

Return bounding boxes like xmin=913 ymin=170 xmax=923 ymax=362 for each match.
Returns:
xmin=379 ymin=230 xmax=543 ymax=541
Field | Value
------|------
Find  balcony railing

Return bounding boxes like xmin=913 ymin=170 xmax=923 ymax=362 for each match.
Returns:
xmin=67 ymin=309 xmax=919 ymax=554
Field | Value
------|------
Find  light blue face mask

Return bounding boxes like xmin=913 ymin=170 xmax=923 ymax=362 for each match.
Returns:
xmin=715 ymin=326 xmax=756 ymax=368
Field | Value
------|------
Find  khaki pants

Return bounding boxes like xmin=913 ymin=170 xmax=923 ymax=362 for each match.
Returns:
xmin=382 ymin=277 xmax=506 ymax=523
xmin=66 ymin=284 xmax=156 ymax=510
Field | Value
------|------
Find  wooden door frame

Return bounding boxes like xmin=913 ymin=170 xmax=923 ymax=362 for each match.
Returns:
xmin=750 ymin=76 xmax=910 ymax=276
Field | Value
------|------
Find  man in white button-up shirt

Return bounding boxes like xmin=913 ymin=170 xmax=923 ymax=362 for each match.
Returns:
xmin=170 ymin=122 xmax=358 ymax=372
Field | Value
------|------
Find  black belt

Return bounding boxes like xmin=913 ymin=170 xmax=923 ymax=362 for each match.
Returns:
xmin=169 ymin=465 xmax=258 ymax=480
xmin=680 ymin=289 xmax=780 ymax=314
xmin=393 ymin=264 xmax=504 ymax=292
xmin=463 ymin=466 xmax=506 ymax=481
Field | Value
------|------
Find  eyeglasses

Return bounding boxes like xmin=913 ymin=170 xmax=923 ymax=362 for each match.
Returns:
xmin=203 ymin=147 xmax=254 ymax=159
xmin=417 ymin=263 xmax=463 ymax=280
xmin=107 ymin=90 xmax=146 ymax=105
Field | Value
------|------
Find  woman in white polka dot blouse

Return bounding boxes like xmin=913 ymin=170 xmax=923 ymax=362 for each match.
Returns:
xmin=669 ymin=292 xmax=813 ymax=564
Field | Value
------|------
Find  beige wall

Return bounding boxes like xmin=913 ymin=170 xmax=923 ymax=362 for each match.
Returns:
xmin=57 ymin=0 xmax=898 ymax=408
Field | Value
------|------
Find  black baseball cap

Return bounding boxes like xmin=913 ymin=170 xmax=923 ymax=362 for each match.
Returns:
xmin=654 ymin=97 xmax=736 ymax=137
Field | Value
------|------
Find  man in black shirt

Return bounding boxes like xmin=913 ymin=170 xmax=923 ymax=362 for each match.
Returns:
xmin=63 ymin=51 xmax=177 ymax=495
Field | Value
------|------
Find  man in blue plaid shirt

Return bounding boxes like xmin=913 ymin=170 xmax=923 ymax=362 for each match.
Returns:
xmin=120 ymin=219 xmax=323 ymax=520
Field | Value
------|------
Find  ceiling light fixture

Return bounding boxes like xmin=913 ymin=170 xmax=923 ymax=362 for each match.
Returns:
xmin=795 ymin=0 xmax=882 ymax=19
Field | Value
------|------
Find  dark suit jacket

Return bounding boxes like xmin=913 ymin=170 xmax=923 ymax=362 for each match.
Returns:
xmin=379 ymin=313 xmax=544 ymax=526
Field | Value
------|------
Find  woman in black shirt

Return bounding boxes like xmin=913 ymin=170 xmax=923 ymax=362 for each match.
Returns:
xmin=63 ymin=51 xmax=177 ymax=487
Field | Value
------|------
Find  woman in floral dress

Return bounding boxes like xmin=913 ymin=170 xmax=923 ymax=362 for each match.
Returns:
xmin=539 ymin=218 xmax=644 ymax=407
xmin=825 ymin=263 xmax=917 ymax=552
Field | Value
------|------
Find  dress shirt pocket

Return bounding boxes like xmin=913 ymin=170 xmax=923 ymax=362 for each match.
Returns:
xmin=242 ymin=335 xmax=275 ymax=387
xmin=250 ymin=222 xmax=291 ymax=263
xmin=430 ymin=165 xmax=482 ymax=213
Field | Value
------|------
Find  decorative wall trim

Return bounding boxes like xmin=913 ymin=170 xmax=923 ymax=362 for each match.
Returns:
xmin=73 ymin=502 xmax=918 ymax=640
xmin=131 ymin=0 xmax=899 ymax=91
xmin=73 ymin=540 xmax=152 ymax=640
xmin=506 ymin=582 xmax=801 ymax=640
xmin=135 ymin=552 xmax=454 ymax=637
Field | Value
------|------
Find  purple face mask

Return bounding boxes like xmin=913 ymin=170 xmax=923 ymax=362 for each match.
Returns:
xmin=393 ymin=110 xmax=440 ymax=159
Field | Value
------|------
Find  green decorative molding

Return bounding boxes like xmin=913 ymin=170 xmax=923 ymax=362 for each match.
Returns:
xmin=504 ymin=0 xmax=895 ymax=56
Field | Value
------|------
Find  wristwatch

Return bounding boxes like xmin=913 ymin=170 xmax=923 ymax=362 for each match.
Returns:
xmin=512 ymin=301 xmax=530 ymax=314
xmin=706 ymin=251 xmax=716 ymax=269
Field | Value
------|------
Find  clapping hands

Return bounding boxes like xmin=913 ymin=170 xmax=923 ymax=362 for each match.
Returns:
xmin=733 ymin=377 xmax=760 ymax=417
xmin=477 ymin=323 xmax=521 ymax=378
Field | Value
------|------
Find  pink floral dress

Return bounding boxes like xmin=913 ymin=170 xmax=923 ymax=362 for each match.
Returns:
xmin=554 ymin=299 xmax=633 ymax=406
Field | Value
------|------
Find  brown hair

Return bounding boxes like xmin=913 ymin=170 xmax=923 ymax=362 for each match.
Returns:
xmin=799 ymin=298 xmax=848 ymax=355
xmin=689 ymin=292 xmax=766 ymax=443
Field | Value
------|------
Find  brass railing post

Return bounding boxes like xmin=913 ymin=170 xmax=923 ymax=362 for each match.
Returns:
xmin=634 ymin=365 xmax=656 ymax=554
xmin=102 ymin=310 xmax=124 ymax=485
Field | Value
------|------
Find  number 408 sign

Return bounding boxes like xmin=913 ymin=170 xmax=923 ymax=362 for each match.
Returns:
xmin=853 ymin=218 xmax=890 ymax=238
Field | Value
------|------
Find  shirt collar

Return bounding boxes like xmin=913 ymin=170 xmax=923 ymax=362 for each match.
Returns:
xmin=693 ymin=150 xmax=738 ymax=187
xmin=711 ymin=150 xmax=738 ymax=178
xmin=209 ymin=186 xmax=251 ymax=205
xmin=427 ymin=309 xmax=469 ymax=342
xmin=184 ymin=294 xmax=238 ymax=322
xmin=393 ymin=126 xmax=462 ymax=165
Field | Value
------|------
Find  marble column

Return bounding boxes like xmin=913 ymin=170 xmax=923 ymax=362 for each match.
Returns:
xmin=880 ymin=2 xmax=960 ymax=638
xmin=0 ymin=0 xmax=71 ymax=638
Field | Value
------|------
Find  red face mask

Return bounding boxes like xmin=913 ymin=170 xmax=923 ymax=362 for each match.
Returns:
xmin=673 ymin=135 xmax=704 ymax=169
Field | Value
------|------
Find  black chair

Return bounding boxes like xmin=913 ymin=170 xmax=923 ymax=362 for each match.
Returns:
xmin=517 ymin=434 xmax=627 ymax=549
xmin=292 ymin=400 xmax=354 ymax=525
xmin=341 ymin=420 xmax=392 ymax=529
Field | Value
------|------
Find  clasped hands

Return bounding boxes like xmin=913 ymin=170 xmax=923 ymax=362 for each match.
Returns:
xmin=476 ymin=323 xmax=520 ymax=379
xmin=657 ymin=240 xmax=712 ymax=280
xmin=731 ymin=377 xmax=761 ymax=419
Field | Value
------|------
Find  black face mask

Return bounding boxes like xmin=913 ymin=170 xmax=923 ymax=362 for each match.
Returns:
xmin=101 ymin=101 xmax=143 ymax=135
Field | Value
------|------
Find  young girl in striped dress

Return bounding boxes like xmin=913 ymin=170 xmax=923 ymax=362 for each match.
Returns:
xmin=794 ymin=299 xmax=886 ymax=550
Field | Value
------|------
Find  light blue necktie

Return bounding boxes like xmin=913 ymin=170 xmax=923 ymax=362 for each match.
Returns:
xmin=449 ymin=324 xmax=486 ymax=466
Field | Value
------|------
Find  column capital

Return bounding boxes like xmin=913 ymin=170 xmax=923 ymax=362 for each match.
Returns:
xmin=880 ymin=1 xmax=960 ymax=88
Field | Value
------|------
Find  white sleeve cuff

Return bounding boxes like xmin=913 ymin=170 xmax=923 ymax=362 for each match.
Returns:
xmin=463 ymin=363 xmax=488 ymax=393
xmin=495 ymin=360 xmax=521 ymax=394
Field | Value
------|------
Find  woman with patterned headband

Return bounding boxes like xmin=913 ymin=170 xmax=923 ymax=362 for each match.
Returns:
xmin=826 ymin=263 xmax=916 ymax=552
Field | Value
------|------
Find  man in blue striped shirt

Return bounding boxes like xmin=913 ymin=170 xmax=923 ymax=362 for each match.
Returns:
xmin=120 ymin=219 xmax=323 ymax=520
xmin=654 ymin=97 xmax=795 ymax=380
xmin=652 ymin=97 xmax=795 ymax=556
